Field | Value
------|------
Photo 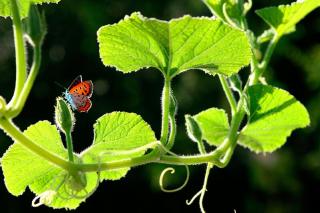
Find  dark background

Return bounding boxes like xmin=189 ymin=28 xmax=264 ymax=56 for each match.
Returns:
xmin=0 ymin=0 xmax=320 ymax=212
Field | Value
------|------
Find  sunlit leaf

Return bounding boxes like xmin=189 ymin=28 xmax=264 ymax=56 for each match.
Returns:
xmin=239 ymin=85 xmax=310 ymax=153
xmin=98 ymin=12 xmax=251 ymax=77
xmin=81 ymin=112 xmax=156 ymax=181
xmin=256 ymin=0 xmax=320 ymax=36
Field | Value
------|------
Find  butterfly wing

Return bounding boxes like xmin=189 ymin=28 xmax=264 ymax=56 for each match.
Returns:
xmin=69 ymin=81 xmax=93 ymax=97
xmin=71 ymin=92 xmax=92 ymax=112
xmin=68 ymin=75 xmax=82 ymax=90
xmin=77 ymin=98 xmax=92 ymax=112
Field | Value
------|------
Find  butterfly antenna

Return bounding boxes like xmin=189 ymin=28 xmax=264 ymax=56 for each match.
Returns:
xmin=54 ymin=81 xmax=66 ymax=90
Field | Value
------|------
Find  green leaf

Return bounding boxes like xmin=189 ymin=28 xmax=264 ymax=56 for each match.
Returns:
xmin=256 ymin=0 xmax=320 ymax=36
xmin=0 ymin=0 xmax=61 ymax=19
xmin=193 ymin=108 xmax=230 ymax=146
xmin=239 ymin=85 xmax=310 ymax=153
xmin=81 ymin=112 xmax=156 ymax=181
xmin=98 ymin=12 xmax=251 ymax=77
xmin=203 ymin=0 xmax=243 ymax=24
xmin=1 ymin=121 xmax=98 ymax=209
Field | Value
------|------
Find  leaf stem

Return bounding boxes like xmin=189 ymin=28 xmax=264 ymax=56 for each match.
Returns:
xmin=218 ymin=75 xmax=237 ymax=115
xmin=8 ymin=45 xmax=42 ymax=118
xmin=160 ymin=77 xmax=171 ymax=145
xmin=8 ymin=0 xmax=27 ymax=109
xmin=65 ymin=131 xmax=74 ymax=162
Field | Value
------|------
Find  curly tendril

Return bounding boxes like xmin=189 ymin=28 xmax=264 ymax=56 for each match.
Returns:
xmin=32 ymin=190 xmax=57 ymax=207
xmin=32 ymin=170 xmax=101 ymax=207
xmin=159 ymin=165 xmax=190 ymax=193
xmin=222 ymin=3 xmax=240 ymax=29
xmin=158 ymin=144 xmax=190 ymax=193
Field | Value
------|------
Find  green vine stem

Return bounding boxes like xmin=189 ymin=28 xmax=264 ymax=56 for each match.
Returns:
xmin=8 ymin=0 xmax=27 ymax=110
xmin=0 ymin=114 xmax=227 ymax=173
xmin=160 ymin=77 xmax=171 ymax=145
xmin=8 ymin=45 xmax=42 ymax=118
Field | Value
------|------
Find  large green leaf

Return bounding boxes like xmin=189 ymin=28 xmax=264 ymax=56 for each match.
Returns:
xmin=0 ymin=0 xmax=61 ymax=18
xmin=1 ymin=121 xmax=98 ymax=209
xmin=98 ymin=12 xmax=251 ymax=77
xmin=239 ymin=85 xmax=310 ymax=153
xmin=81 ymin=112 xmax=157 ymax=181
xmin=193 ymin=108 xmax=229 ymax=146
xmin=256 ymin=0 xmax=320 ymax=36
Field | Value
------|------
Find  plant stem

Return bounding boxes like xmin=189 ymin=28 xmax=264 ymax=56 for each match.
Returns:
xmin=249 ymin=35 xmax=279 ymax=85
xmin=218 ymin=75 xmax=237 ymax=115
xmin=160 ymin=77 xmax=171 ymax=145
xmin=8 ymin=0 xmax=27 ymax=109
xmin=8 ymin=45 xmax=42 ymax=118
xmin=0 ymin=117 xmax=72 ymax=171
xmin=65 ymin=131 xmax=74 ymax=162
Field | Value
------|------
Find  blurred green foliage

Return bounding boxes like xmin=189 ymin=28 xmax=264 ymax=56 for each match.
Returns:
xmin=0 ymin=0 xmax=319 ymax=212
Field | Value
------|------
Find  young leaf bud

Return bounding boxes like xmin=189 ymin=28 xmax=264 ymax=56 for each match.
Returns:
xmin=55 ymin=97 xmax=75 ymax=134
xmin=23 ymin=5 xmax=47 ymax=47
xmin=185 ymin=114 xmax=202 ymax=143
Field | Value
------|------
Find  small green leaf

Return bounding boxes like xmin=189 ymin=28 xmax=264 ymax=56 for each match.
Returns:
xmin=81 ymin=112 xmax=156 ymax=181
xmin=98 ymin=12 xmax=251 ymax=77
xmin=203 ymin=0 xmax=243 ymax=25
xmin=256 ymin=0 xmax=320 ymax=36
xmin=0 ymin=0 xmax=61 ymax=19
xmin=1 ymin=121 xmax=97 ymax=209
xmin=193 ymin=108 xmax=230 ymax=146
xmin=239 ymin=85 xmax=310 ymax=153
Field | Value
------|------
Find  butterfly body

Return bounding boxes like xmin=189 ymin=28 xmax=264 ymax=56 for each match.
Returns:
xmin=63 ymin=75 xmax=93 ymax=113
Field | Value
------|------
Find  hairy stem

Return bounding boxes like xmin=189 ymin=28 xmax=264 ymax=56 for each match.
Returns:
xmin=8 ymin=45 xmax=42 ymax=118
xmin=160 ymin=77 xmax=171 ymax=145
xmin=66 ymin=131 xmax=74 ymax=162
xmin=219 ymin=75 xmax=237 ymax=115
xmin=8 ymin=0 xmax=27 ymax=109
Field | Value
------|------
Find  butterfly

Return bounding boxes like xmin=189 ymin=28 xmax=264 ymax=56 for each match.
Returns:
xmin=63 ymin=75 xmax=93 ymax=113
